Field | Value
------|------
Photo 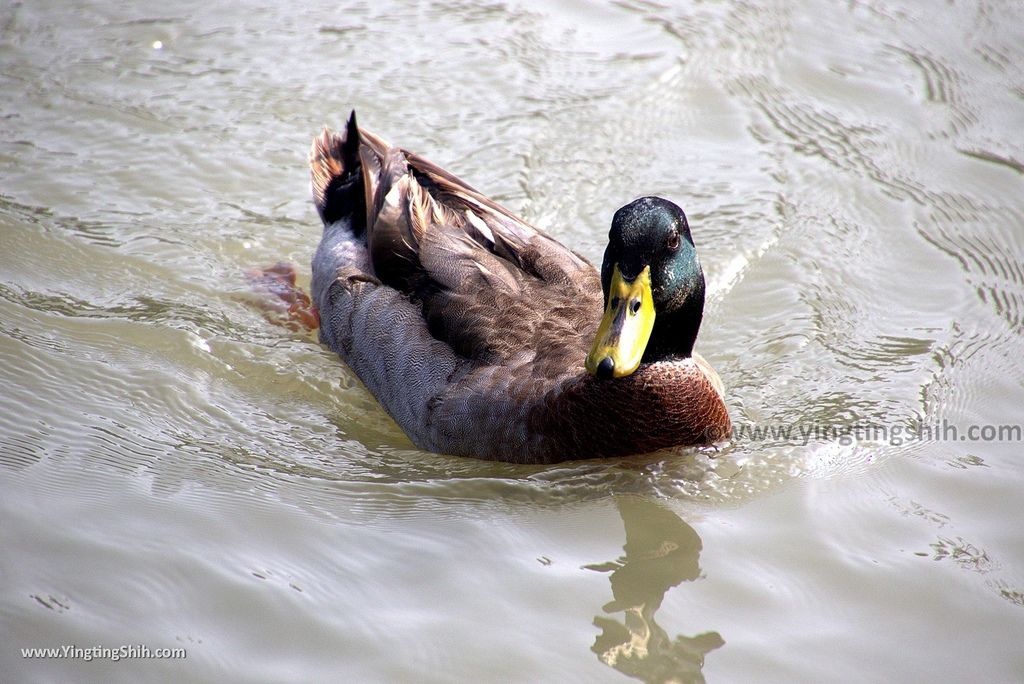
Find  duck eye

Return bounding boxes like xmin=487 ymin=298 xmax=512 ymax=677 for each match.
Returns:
xmin=666 ymin=232 xmax=680 ymax=251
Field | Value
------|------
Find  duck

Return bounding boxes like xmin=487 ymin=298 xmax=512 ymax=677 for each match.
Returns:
xmin=308 ymin=112 xmax=730 ymax=464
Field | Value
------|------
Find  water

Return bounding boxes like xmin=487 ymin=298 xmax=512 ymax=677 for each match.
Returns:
xmin=2 ymin=0 xmax=1023 ymax=681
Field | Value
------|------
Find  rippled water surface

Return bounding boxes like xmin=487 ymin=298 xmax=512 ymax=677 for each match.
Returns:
xmin=3 ymin=0 xmax=1024 ymax=681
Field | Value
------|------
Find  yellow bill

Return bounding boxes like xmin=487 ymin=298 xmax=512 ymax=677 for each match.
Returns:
xmin=585 ymin=264 xmax=655 ymax=378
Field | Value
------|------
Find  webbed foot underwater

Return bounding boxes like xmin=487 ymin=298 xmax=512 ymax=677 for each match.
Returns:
xmin=303 ymin=112 xmax=730 ymax=463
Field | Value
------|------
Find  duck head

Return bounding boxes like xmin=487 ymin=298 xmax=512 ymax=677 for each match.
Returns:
xmin=585 ymin=196 xmax=706 ymax=379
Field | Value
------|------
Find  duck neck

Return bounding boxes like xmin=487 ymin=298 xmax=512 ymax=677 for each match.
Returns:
xmin=643 ymin=282 xmax=704 ymax=362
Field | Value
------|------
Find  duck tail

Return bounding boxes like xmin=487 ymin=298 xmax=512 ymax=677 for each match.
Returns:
xmin=310 ymin=110 xmax=366 ymax=235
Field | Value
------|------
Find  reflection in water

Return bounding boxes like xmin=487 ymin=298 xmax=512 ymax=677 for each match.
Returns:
xmin=585 ymin=497 xmax=723 ymax=683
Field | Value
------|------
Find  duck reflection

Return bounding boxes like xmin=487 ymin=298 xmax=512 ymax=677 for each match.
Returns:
xmin=585 ymin=497 xmax=723 ymax=683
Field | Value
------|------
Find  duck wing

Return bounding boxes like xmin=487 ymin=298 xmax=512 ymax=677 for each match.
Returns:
xmin=341 ymin=119 xmax=603 ymax=368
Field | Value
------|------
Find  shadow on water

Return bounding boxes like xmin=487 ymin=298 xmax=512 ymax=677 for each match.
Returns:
xmin=586 ymin=496 xmax=723 ymax=683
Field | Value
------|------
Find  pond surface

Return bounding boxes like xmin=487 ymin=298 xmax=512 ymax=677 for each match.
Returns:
xmin=2 ymin=0 xmax=1023 ymax=681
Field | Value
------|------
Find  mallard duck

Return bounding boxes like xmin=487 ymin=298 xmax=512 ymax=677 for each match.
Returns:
xmin=308 ymin=112 xmax=730 ymax=464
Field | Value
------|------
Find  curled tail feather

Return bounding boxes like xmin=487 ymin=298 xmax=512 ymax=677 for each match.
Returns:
xmin=309 ymin=110 xmax=366 ymax=233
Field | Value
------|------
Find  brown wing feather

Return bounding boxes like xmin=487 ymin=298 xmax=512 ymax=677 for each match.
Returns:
xmin=357 ymin=126 xmax=389 ymax=231
xmin=404 ymin=150 xmax=595 ymax=289
xmin=354 ymin=130 xmax=603 ymax=367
